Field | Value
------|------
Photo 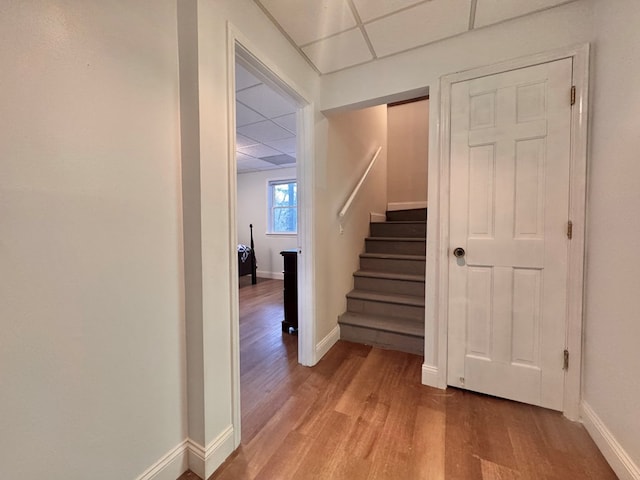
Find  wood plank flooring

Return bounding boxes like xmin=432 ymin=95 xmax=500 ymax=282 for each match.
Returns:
xmin=179 ymin=278 xmax=616 ymax=480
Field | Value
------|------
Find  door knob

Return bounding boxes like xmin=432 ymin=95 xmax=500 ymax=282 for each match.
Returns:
xmin=453 ymin=247 xmax=465 ymax=258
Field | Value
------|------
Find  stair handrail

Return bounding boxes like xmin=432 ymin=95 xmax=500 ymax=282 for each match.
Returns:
xmin=338 ymin=146 xmax=383 ymax=219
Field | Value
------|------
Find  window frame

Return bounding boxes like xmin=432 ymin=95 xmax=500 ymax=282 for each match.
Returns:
xmin=267 ymin=178 xmax=298 ymax=235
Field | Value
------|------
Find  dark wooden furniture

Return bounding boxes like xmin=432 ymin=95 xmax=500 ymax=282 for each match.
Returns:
xmin=238 ymin=224 xmax=257 ymax=285
xmin=280 ymin=249 xmax=298 ymax=334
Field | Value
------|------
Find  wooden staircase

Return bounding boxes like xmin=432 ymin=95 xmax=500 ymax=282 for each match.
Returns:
xmin=338 ymin=208 xmax=427 ymax=355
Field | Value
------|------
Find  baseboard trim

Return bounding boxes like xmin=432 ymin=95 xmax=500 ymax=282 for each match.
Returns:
xmin=187 ymin=426 xmax=235 ymax=480
xmin=316 ymin=325 xmax=340 ymax=362
xmin=421 ymin=364 xmax=443 ymax=389
xmin=135 ymin=440 xmax=189 ymax=480
xmin=387 ymin=201 xmax=427 ymax=211
xmin=256 ymin=270 xmax=284 ymax=280
xmin=581 ymin=401 xmax=640 ymax=480
xmin=370 ymin=212 xmax=386 ymax=223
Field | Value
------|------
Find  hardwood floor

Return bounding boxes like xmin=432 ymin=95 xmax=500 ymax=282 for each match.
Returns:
xmin=179 ymin=278 xmax=616 ymax=480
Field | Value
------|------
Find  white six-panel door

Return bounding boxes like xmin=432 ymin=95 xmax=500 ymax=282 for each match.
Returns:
xmin=447 ymin=59 xmax=573 ymax=410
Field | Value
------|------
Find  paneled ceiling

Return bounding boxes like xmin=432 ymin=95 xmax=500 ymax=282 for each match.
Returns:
xmin=255 ymin=0 xmax=578 ymax=74
xmin=235 ymin=63 xmax=297 ymax=174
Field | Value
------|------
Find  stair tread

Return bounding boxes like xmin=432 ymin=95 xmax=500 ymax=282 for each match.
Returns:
xmin=353 ymin=270 xmax=425 ymax=282
xmin=360 ymin=252 xmax=425 ymax=261
xmin=346 ymin=289 xmax=425 ymax=307
xmin=338 ymin=312 xmax=424 ymax=338
xmin=366 ymin=236 xmax=425 ymax=242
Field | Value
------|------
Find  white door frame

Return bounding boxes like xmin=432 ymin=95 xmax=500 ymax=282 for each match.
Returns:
xmin=226 ymin=22 xmax=317 ymax=448
xmin=428 ymin=44 xmax=589 ymax=420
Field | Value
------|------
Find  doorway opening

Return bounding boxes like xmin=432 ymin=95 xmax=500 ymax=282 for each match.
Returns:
xmin=228 ymin=36 xmax=315 ymax=448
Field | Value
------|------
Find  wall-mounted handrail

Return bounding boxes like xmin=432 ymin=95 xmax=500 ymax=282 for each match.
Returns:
xmin=338 ymin=146 xmax=383 ymax=219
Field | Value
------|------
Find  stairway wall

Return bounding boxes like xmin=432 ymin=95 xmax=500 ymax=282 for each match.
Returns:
xmin=314 ymin=105 xmax=388 ymax=342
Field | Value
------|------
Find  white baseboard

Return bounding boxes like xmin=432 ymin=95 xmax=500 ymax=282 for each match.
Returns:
xmin=316 ymin=325 xmax=340 ymax=362
xmin=135 ymin=440 xmax=189 ymax=480
xmin=256 ymin=270 xmax=284 ymax=280
xmin=370 ymin=212 xmax=386 ymax=223
xmin=387 ymin=201 xmax=427 ymax=211
xmin=581 ymin=401 xmax=640 ymax=480
xmin=421 ymin=364 xmax=445 ymax=389
xmin=187 ymin=426 xmax=235 ymax=480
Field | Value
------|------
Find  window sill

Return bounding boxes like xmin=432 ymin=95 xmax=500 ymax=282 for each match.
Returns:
xmin=266 ymin=232 xmax=298 ymax=238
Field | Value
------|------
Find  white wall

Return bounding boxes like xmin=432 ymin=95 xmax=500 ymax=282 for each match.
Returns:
xmin=0 ymin=1 xmax=187 ymax=479
xmin=237 ymin=167 xmax=298 ymax=278
xmin=387 ymin=100 xmax=429 ymax=205
xmin=582 ymin=0 xmax=640 ymax=474
xmin=314 ymin=105 xmax=388 ymax=342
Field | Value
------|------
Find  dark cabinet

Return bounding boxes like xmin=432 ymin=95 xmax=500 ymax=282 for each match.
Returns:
xmin=280 ymin=249 xmax=298 ymax=334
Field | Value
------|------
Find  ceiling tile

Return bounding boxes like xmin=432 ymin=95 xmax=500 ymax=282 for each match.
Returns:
xmin=238 ymin=143 xmax=282 ymax=158
xmin=272 ymin=113 xmax=296 ymax=133
xmin=236 ymin=84 xmax=296 ymax=119
xmin=262 ymin=154 xmax=296 ymax=166
xmin=237 ymin=152 xmax=256 ymax=162
xmin=265 ymin=137 xmax=297 ymax=155
xmin=474 ymin=0 xmax=575 ymax=27
xmin=237 ymin=157 xmax=280 ymax=173
xmin=365 ymin=0 xmax=471 ymax=57
xmin=235 ymin=63 xmax=261 ymax=91
xmin=236 ymin=134 xmax=259 ymax=148
xmin=238 ymin=120 xmax=295 ymax=143
xmin=352 ymin=0 xmax=424 ymax=22
xmin=258 ymin=0 xmax=356 ymax=45
xmin=236 ymin=101 xmax=265 ymax=127
xmin=303 ymin=28 xmax=373 ymax=74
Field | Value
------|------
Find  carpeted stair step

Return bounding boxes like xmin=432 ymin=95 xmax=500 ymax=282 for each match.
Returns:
xmin=353 ymin=270 xmax=425 ymax=297
xmin=338 ymin=311 xmax=424 ymax=355
xmin=386 ymin=208 xmax=427 ymax=222
xmin=370 ymin=220 xmax=426 ymax=238
xmin=346 ymin=289 xmax=425 ymax=321
xmin=359 ymin=252 xmax=426 ymax=275
xmin=365 ymin=236 xmax=426 ymax=255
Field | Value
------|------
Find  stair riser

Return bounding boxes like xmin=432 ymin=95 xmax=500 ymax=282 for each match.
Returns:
xmin=365 ymin=239 xmax=426 ymax=255
xmin=386 ymin=208 xmax=427 ymax=222
xmin=347 ymin=298 xmax=424 ymax=321
xmin=340 ymin=324 xmax=424 ymax=355
xmin=360 ymin=257 xmax=425 ymax=275
xmin=354 ymin=276 xmax=425 ymax=296
xmin=370 ymin=223 xmax=426 ymax=238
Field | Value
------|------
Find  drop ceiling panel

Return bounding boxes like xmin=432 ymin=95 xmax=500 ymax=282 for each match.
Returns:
xmin=303 ymin=28 xmax=373 ymax=74
xmin=236 ymin=102 xmax=265 ymax=127
xmin=258 ymin=0 xmax=356 ymax=46
xmin=365 ymin=0 xmax=472 ymax=57
xmin=265 ymin=137 xmax=297 ymax=155
xmin=236 ymin=84 xmax=296 ymax=119
xmin=272 ymin=113 xmax=296 ymax=133
xmin=236 ymin=133 xmax=259 ymax=148
xmin=235 ymin=64 xmax=261 ymax=91
xmin=238 ymin=143 xmax=282 ymax=158
xmin=262 ymin=154 xmax=296 ymax=165
xmin=475 ymin=0 xmax=575 ymax=27
xmin=237 ymin=157 xmax=280 ymax=173
xmin=352 ymin=0 xmax=425 ymax=22
xmin=238 ymin=120 xmax=295 ymax=143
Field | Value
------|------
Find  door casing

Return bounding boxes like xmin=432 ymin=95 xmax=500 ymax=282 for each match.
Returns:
xmin=425 ymin=44 xmax=589 ymax=420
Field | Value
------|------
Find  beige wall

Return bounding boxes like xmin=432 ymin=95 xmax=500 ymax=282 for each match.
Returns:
xmin=237 ymin=167 xmax=298 ymax=278
xmin=314 ymin=106 xmax=388 ymax=341
xmin=387 ymin=100 xmax=429 ymax=205
xmin=0 ymin=1 xmax=187 ymax=478
xmin=583 ymin=0 xmax=640 ymax=470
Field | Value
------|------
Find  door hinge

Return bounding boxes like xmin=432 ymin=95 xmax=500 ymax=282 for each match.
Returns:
xmin=563 ymin=349 xmax=570 ymax=370
xmin=570 ymin=86 xmax=576 ymax=106
xmin=567 ymin=220 xmax=573 ymax=239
